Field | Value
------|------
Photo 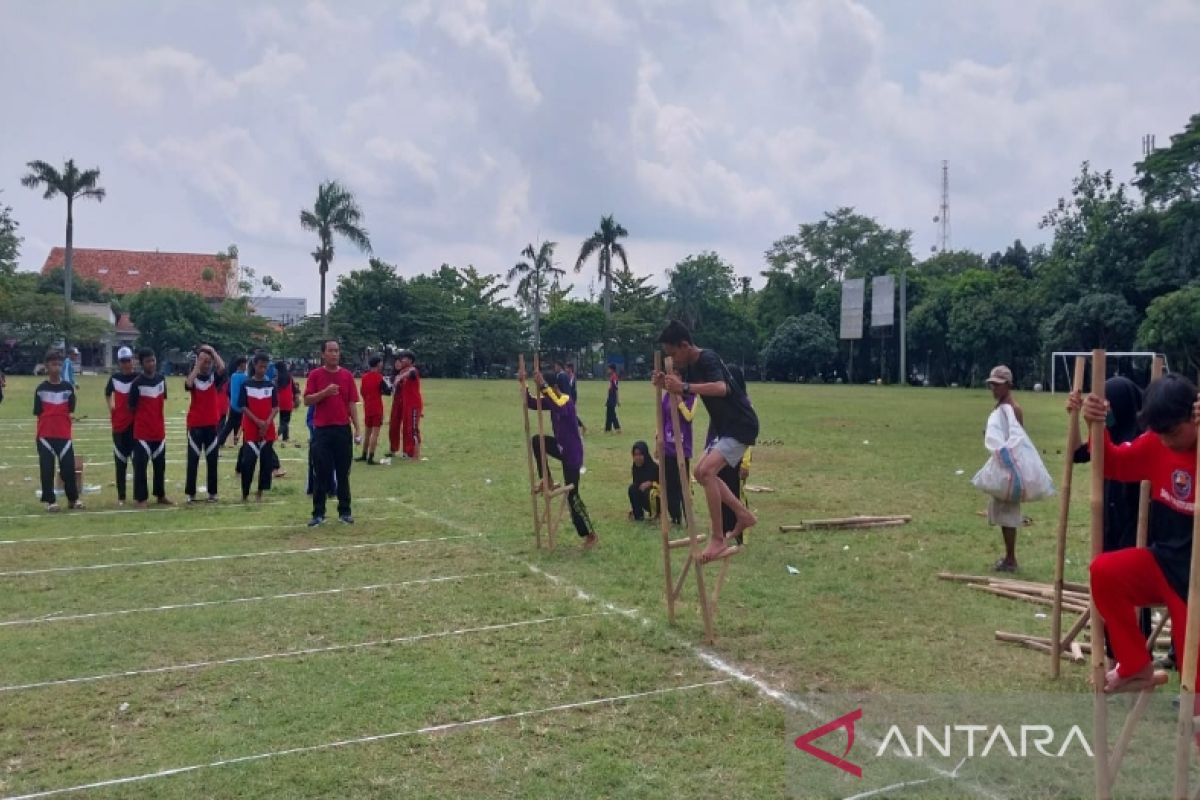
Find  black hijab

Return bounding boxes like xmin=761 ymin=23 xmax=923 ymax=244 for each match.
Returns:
xmin=631 ymin=440 xmax=658 ymax=485
xmin=1105 ymin=375 xmax=1143 ymax=445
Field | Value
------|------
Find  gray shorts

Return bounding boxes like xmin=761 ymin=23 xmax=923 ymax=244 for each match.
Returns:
xmin=708 ymin=437 xmax=748 ymax=469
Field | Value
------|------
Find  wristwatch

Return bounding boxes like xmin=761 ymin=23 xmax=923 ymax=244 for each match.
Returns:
xmin=682 ymin=381 xmax=690 ymax=395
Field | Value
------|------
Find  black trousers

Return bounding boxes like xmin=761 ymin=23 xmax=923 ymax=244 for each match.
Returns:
xmin=239 ymin=440 xmax=275 ymax=497
xmin=278 ymin=410 xmax=292 ymax=442
xmin=531 ymin=435 xmax=594 ymax=538
xmin=112 ymin=427 xmax=135 ymax=502
xmin=663 ymin=454 xmax=690 ymax=525
xmin=133 ymin=439 xmax=167 ymax=502
xmin=628 ymin=484 xmax=653 ymax=520
xmin=718 ymin=462 xmax=742 ymax=537
xmin=185 ymin=425 xmax=220 ymax=498
xmin=604 ymin=405 xmax=620 ymax=431
xmin=38 ymin=437 xmax=77 ymax=505
xmin=218 ymin=410 xmax=243 ymax=446
xmin=312 ymin=425 xmax=352 ymax=517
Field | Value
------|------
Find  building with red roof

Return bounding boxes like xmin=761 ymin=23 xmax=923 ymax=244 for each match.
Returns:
xmin=40 ymin=247 xmax=236 ymax=300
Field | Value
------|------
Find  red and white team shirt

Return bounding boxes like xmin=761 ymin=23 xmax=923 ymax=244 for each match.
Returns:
xmin=130 ymin=373 xmax=168 ymax=441
xmin=186 ymin=371 xmax=226 ymax=428
xmin=105 ymin=373 xmax=137 ymax=432
xmin=239 ymin=378 xmax=278 ymax=443
xmin=34 ymin=380 xmax=76 ymax=440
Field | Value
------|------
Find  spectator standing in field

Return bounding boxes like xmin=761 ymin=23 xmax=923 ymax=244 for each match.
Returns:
xmin=219 ymin=356 xmax=249 ymax=448
xmin=105 ymin=346 xmax=138 ymax=505
xmin=183 ymin=344 xmax=226 ymax=504
xmin=605 ymin=363 xmax=621 ymax=433
xmin=127 ymin=348 xmax=173 ymax=507
xmin=566 ymin=362 xmax=587 ymax=435
xmin=304 ymin=339 xmax=362 ymax=526
xmin=358 ymin=355 xmax=388 ymax=464
xmin=394 ymin=350 xmax=423 ymax=460
xmin=985 ymin=365 xmax=1024 ymax=572
xmin=275 ymin=361 xmax=299 ymax=448
xmin=654 ymin=321 xmax=758 ymax=562
xmin=33 ymin=349 xmax=82 ymax=511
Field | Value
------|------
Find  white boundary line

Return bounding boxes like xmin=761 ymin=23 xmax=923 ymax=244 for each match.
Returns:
xmin=0 ymin=611 xmax=614 ymax=694
xmin=0 ymin=572 xmax=517 ymax=628
xmin=0 ymin=534 xmax=481 ymax=577
xmin=0 ymin=515 xmax=405 ymax=546
xmin=395 ymin=501 xmax=1006 ymax=800
xmin=0 ymin=497 xmax=384 ymax=521
xmin=0 ymin=679 xmax=729 ymax=799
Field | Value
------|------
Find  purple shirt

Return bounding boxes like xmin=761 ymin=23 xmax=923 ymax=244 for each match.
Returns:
xmin=527 ymin=389 xmax=584 ymax=468
xmin=662 ymin=393 xmax=696 ymax=459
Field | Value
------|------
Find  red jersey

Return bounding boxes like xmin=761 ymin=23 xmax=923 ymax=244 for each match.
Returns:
xmin=186 ymin=370 xmax=226 ymax=428
xmin=278 ymin=378 xmax=298 ymax=412
xmin=34 ymin=380 xmax=75 ymax=440
xmin=398 ymin=368 xmax=423 ymax=412
xmin=239 ymin=378 xmax=278 ymax=442
xmin=129 ymin=373 xmax=168 ymax=441
xmin=305 ymin=366 xmax=359 ymax=428
xmin=361 ymin=371 xmax=386 ymax=416
xmin=105 ymin=373 xmax=137 ymax=432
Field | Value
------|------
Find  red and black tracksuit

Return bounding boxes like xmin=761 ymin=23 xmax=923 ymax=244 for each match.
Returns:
xmin=185 ymin=370 xmax=226 ymax=498
xmin=1090 ymin=430 xmax=1198 ymax=688
xmin=33 ymin=380 xmax=77 ymax=505
xmin=105 ymin=373 xmax=137 ymax=502
xmin=238 ymin=378 xmax=278 ymax=497
xmin=390 ymin=368 xmax=422 ymax=458
xmin=128 ymin=373 xmax=168 ymax=502
xmin=277 ymin=377 xmax=298 ymax=442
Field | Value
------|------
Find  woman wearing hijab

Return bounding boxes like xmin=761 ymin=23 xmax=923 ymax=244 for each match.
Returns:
xmin=628 ymin=441 xmax=659 ymax=521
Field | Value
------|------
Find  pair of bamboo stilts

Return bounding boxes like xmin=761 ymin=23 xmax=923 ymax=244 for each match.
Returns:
xmin=518 ymin=353 xmax=573 ymax=551
xmin=1046 ymin=350 xmax=1200 ymax=798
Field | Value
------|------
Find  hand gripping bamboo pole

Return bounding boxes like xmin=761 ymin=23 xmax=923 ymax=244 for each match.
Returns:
xmin=1089 ymin=349 xmax=1111 ymax=800
xmin=1052 ymin=356 xmax=1088 ymax=677
xmin=518 ymin=354 xmax=543 ymax=550
xmin=654 ymin=352 xmax=676 ymax=623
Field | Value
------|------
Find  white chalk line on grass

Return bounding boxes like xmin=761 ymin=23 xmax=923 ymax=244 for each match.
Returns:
xmin=0 ymin=533 xmax=481 ymax=577
xmin=395 ymin=501 xmax=1006 ymax=800
xmin=0 ymin=572 xmax=518 ymax=628
xmin=0 ymin=610 xmax=614 ymax=694
xmin=0 ymin=496 xmax=385 ymax=521
xmin=0 ymin=679 xmax=729 ymax=800
xmin=0 ymin=515 xmax=408 ymax=546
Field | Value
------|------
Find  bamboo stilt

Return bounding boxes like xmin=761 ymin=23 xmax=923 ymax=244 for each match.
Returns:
xmin=1090 ymin=349 xmax=1111 ymax=800
xmin=518 ymin=354 xmax=543 ymax=550
xmin=519 ymin=354 xmax=569 ymax=550
xmin=654 ymin=352 xmax=676 ymax=624
xmin=1052 ymin=356 xmax=1088 ymax=677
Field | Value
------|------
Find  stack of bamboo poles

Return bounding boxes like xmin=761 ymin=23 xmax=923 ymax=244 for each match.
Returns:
xmin=779 ymin=514 xmax=911 ymax=532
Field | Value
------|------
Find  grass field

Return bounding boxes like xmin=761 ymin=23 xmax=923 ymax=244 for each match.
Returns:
xmin=0 ymin=373 xmax=1181 ymax=798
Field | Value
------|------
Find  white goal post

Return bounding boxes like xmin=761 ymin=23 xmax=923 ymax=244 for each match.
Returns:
xmin=1049 ymin=351 xmax=1169 ymax=393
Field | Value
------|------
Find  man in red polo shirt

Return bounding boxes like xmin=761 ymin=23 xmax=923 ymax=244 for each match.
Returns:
xmin=358 ymin=354 xmax=388 ymax=465
xmin=104 ymin=346 xmax=138 ymax=505
xmin=184 ymin=344 xmax=226 ymax=503
xmin=127 ymin=347 xmax=173 ymax=507
xmin=33 ymin=349 xmax=82 ymax=512
xmin=304 ymin=339 xmax=362 ymax=526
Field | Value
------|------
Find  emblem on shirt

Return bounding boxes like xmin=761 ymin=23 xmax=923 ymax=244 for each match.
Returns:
xmin=1172 ymin=469 xmax=1192 ymax=501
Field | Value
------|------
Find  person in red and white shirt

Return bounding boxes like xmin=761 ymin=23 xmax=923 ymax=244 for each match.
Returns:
xmin=238 ymin=353 xmax=279 ymax=502
xmin=104 ymin=346 xmax=138 ymax=505
xmin=127 ymin=348 xmax=173 ymax=507
xmin=184 ymin=344 xmax=226 ymax=503
xmin=33 ymin=349 xmax=81 ymax=512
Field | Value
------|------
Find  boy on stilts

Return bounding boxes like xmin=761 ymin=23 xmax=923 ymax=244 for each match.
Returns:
xmin=238 ymin=353 xmax=279 ymax=503
xmin=33 ymin=349 xmax=82 ymax=512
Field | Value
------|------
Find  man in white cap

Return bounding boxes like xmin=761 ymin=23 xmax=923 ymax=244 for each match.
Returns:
xmin=986 ymin=365 xmax=1024 ymax=571
xmin=104 ymin=347 xmax=139 ymax=505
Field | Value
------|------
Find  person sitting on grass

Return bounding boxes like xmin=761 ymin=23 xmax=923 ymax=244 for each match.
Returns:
xmin=1071 ymin=373 xmax=1199 ymax=695
xmin=628 ymin=441 xmax=659 ymax=521
xmin=33 ymin=349 xmax=82 ymax=512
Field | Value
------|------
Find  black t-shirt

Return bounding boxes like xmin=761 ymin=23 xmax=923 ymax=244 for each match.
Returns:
xmin=683 ymin=349 xmax=759 ymax=445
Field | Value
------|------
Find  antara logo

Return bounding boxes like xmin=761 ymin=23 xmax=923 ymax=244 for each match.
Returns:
xmin=795 ymin=709 xmax=1094 ymax=778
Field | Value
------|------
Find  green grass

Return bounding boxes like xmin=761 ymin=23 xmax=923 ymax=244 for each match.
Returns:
xmin=0 ymin=373 xmax=1168 ymax=798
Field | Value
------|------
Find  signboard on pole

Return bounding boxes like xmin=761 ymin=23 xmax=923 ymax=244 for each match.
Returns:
xmin=871 ymin=275 xmax=895 ymax=328
xmin=840 ymin=279 xmax=864 ymax=340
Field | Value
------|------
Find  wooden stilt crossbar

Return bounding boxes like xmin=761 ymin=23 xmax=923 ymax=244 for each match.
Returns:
xmin=1172 ymin=396 xmax=1200 ymax=798
xmin=1052 ymin=356 xmax=1087 ymax=677
xmin=519 ymin=354 xmax=566 ymax=551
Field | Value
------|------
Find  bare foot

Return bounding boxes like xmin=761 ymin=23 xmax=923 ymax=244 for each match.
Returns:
xmin=701 ymin=537 xmax=731 ymax=562
xmin=729 ymin=508 xmax=757 ymax=540
xmin=1104 ymin=663 xmax=1169 ymax=693
xmin=582 ymin=533 xmax=598 ymax=550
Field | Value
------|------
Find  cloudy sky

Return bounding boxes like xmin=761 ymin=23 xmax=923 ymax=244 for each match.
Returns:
xmin=1 ymin=0 xmax=1197 ymax=309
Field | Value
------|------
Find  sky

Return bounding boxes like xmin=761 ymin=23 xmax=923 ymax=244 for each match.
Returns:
xmin=1 ymin=0 xmax=1197 ymax=310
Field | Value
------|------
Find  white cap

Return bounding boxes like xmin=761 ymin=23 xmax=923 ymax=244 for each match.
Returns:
xmin=117 ymin=347 xmax=134 ymax=360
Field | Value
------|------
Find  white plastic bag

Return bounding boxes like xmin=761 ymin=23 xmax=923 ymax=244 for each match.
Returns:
xmin=971 ymin=405 xmax=1055 ymax=503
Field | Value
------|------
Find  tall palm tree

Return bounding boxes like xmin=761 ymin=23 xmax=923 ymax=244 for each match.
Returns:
xmin=574 ymin=214 xmax=629 ymax=317
xmin=299 ymin=180 xmax=372 ymax=335
xmin=21 ymin=159 xmax=106 ymax=351
xmin=508 ymin=240 xmax=562 ymax=350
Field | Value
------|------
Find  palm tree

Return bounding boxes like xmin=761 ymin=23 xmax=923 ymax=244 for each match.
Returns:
xmin=22 ymin=159 xmax=106 ymax=350
xmin=508 ymin=240 xmax=562 ymax=350
xmin=299 ymin=180 xmax=372 ymax=334
xmin=574 ymin=214 xmax=629 ymax=317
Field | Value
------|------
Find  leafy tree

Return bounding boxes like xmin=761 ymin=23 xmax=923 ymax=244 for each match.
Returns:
xmin=1135 ymin=113 xmax=1200 ymax=205
xmin=328 ymin=258 xmax=411 ymax=356
xmin=0 ymin=281 xmax=111 ymax=352
xmin=986 ymin=239 xmax=1033 ymax=277
xmin=760 ymin=314 xmax=837 ymax=381
xmin=126 ymin=288 xmax=216 ymax=357
xmin=208 ymin=297 xmax=273 ymax=356
xmin=0 ymin=193 xmax=20 ymax=275
xmin=37 ymin=268 xmax=110 ymax=303
xmin=21 ymin=158 xmax=106 ymax=350
xmin=299 ymin=180 xmax=372 ymax=334
xmin=664 ymin=251 xmax=736 ymax=334
xmin=508 ymin=240 xmax=562 ymax=351
xmin=1039 ymin=292 xmax=1138 ymax=353
xmin=541 ymin=300 xmax=605 ymax=355
xmin=575 ymin=214 xmax=629 ymax=317
xmin=1138 ymin=286 xmax=1200 ymax=375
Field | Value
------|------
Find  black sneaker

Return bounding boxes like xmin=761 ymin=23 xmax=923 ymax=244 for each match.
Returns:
xmin=355 ymin=455 xmax=367 ymax=462
xmin=307 ymin=515 xmax=325 ymax=527
xmin=339 ymin=514 xmax=354 ymax=525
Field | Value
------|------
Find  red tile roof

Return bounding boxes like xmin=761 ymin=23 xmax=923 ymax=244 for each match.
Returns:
xmin=115 ymin=313 xmax=139 ymax=334
xmin=41 ymin=248 xmax=232 ymax=299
